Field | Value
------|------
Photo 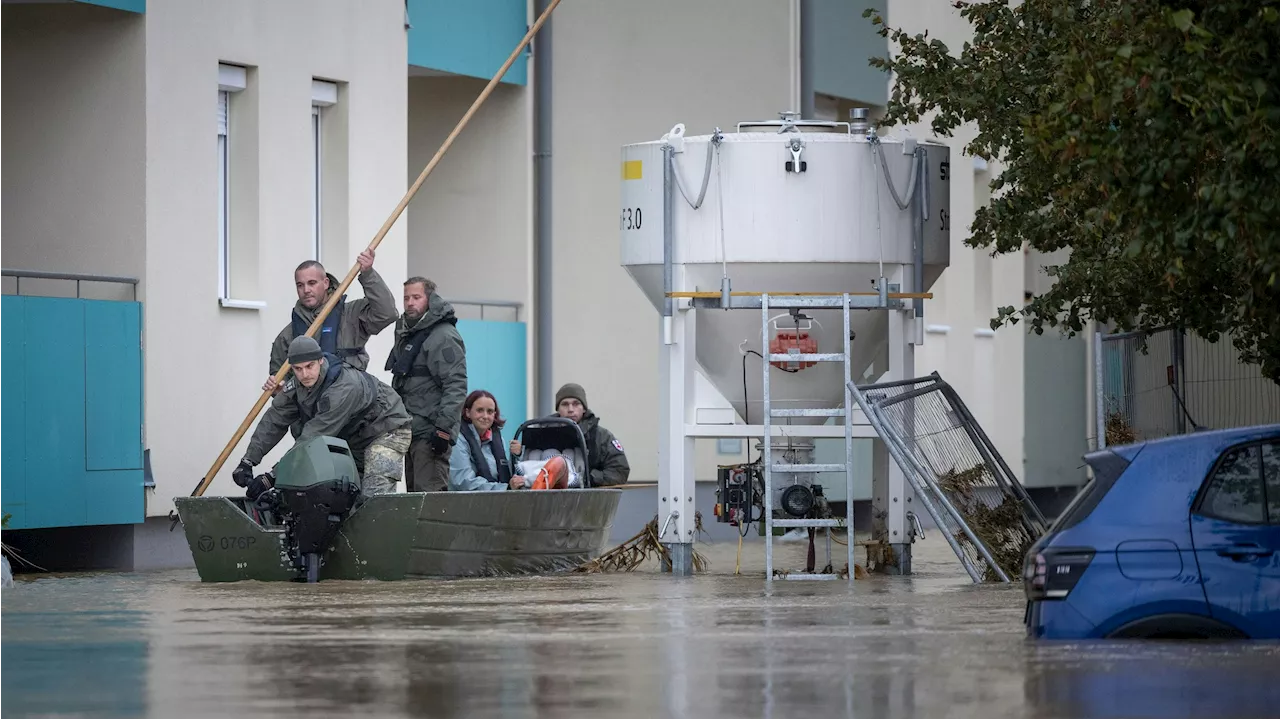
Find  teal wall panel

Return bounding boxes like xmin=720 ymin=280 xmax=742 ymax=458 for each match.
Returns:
xmin=406 ymin=0 xmax=528 ymax=85
xmin=81 ymin=470 xmax=145 ymax=527
xmin=1 ymin=296 xmax=144 ymax=530
xmin=23 ymin=299 xmax=88 ymax=529
xmin=456 ymin=320 xmax=528 ymax=434
xmin=84 ymin=302 xmax=143 ymax=471
xmin=72 ymin=0 xmax=145 ymax=13
xmin=2 ymin=300 xmax=28 ymax=528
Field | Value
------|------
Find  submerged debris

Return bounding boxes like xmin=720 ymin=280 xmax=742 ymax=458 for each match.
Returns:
xmin=575 ymin=512 xmax=710 ymax=574
xmin=776 ymin=561 xmax=869 ymax=580
xmin=0 ymin=511 xmax=48 ymax=573
xmin=1105 ymin=411 xmax=1137 ymax=446
xmin=937 ymin=465 xmax=1036 ymax=582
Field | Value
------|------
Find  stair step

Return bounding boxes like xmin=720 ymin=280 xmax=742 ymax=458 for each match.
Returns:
xmin=769 ymin=408 xmax=846 ymax=417
xmin=768 ymin=353 xmax=845 ymax=363
xmin=772 ymin=518 xmax=845 ymax=528
xmin=776 ymin=572 xmax=844 ymax=581
xmin=771 ymin=463 xmax=847 ymax=473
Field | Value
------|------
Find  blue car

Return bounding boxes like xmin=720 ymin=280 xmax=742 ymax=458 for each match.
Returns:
xmin=1024 ymin=423 xmax=1280 ymax=640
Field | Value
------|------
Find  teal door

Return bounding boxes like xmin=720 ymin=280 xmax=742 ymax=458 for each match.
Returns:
xmin=2 ymin=296 xmax=145 ymax=529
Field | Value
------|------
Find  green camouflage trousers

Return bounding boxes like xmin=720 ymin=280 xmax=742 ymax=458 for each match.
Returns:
xmin=354 ymin=427 xmax=412 ymax=500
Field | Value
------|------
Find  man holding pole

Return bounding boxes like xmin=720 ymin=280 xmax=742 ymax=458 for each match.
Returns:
xmin=263 ymin=249 xmax=398 ymax=393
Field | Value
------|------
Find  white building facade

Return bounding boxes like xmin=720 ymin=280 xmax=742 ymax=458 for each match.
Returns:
xmin=1 ymin=0 xmax=1087 ymax=568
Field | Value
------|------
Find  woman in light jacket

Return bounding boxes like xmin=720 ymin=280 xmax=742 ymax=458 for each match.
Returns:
xmin=448 ymin=389 xmax=528 ymax=491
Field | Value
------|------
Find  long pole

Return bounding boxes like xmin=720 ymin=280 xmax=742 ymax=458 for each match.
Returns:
xmin=189 ymin=0 xmax=565 ymax=497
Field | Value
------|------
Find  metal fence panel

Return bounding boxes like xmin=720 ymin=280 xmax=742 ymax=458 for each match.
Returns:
xmin=857 ymin=372 xmax=1048 ymax=583
xmin=1183 ymin=331 xmax=1280 ymax=431
xmin=1101 ymin=327 xmax=1280 ymax=444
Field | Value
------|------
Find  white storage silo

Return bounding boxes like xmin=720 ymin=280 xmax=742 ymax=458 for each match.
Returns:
xmin=620 ymin=112 xmax=952 ymax=576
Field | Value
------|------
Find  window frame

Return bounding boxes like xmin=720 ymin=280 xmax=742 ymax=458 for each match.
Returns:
xmin=1192 ymin=439 xmax=1278 ymax=526
xmin=217 ymin=63 xmax=248 ymax=301
xmin=311 ymin=105 xmax=322 ymax=261
xmin=310 ymin=79 xmax=338 ymax=263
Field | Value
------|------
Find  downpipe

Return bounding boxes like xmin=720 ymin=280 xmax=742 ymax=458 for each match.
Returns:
xmin=533 ymin=0 xmax=554 ymax=414
xmin=913 ymin=148 xmax=926 ymax=345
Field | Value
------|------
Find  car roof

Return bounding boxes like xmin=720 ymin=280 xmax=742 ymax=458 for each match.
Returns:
xmin=1062 ymin=423 xmax=1280 ymax=538
xmin=1110 ymin=422 xmax=1280 ymax=456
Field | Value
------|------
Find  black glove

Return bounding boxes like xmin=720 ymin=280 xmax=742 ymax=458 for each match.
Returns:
xmin=246 ymin=472 xmax=274 ymax=501
xmin=233 ymin=458 xmax=255 ymax=488
xmin=428 ymin=428 xmax=452 ymax=455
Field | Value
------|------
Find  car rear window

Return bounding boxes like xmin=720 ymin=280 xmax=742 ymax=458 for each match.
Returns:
xmin=1049 ymin=447 xmax=1133 ymax=532
xmin=1199 ymin=445 xmax=1266 ymax=524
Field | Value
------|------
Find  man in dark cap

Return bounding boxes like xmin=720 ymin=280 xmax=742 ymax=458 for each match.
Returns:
xmin=236 ymin=336 xmax=412 ymax=501
xmin=531 ymin=382 xmax=629 ymax=487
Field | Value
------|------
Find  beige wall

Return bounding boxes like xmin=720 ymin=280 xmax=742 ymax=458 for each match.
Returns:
xmin=406 ymin=76 xmax=532 ymax=319
xmin=143 ymin=0 xmax=408 ymax=513
xmin=884 ymin=0 xmax=1028 ymax=475
xmin=547 ymin=0 xmax=797 ymax=483
xmin=2 ymin=4 xmax=146 ymax=296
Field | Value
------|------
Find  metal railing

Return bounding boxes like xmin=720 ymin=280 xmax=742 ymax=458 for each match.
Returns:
xmin=445 ymin=297 xmax=523 ymax=321
xmin=1098 ymin=326 xmax=1280 ymax=446
xmin=2 ymin=268 xmax=139 ymax=301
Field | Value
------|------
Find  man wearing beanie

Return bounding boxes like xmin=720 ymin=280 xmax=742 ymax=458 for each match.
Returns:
xmin=235 ymin=335 xmax=413 ymax=501
xmin=537 ymin=382 xmax=630 ymax=487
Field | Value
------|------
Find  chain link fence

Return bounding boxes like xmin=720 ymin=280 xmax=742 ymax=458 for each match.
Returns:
xmin=1098 ymin=327 xmax=1280 ymax=446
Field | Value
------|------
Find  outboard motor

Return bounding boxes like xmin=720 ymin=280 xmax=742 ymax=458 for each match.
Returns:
xmin=250 ymin=436 xmax=361 ymax=583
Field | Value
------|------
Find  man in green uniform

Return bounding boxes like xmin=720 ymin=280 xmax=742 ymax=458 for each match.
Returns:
xmin=235 ymin=336 xmax=412 ymax=501
xmin=545 ymin=383 xmax=630 ymax=487
xmin=263 ymin=249 xmax=398 ymax=393
xmin=384 ymin=277 xmax=468 ymax=492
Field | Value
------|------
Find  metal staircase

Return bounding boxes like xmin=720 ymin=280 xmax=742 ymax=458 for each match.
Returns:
xmin=761 ymin=293 xmax=856 ymax=582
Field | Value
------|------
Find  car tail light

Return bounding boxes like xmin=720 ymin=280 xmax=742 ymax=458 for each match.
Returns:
xmin=1023 ymin=548 xmax=1095 ymax=600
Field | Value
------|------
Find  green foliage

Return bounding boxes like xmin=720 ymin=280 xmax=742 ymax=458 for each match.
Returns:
xmin=865 ymin=1 xmax=1280 ymax=381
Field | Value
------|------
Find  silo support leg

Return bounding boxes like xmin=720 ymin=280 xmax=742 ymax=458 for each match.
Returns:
xmin=658 ymin=307 xmax=697 ymax=576
xmin=872 ymin=299 xmax=917 ymax=574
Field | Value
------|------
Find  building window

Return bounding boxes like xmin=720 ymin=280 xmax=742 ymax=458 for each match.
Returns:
xmin=311 ymin=106 xmax=321 ymax=261
xmin=218 ymin=63 xmax=247 ymax=300
xmin=311 ymin=80 xmax=338 ymax=263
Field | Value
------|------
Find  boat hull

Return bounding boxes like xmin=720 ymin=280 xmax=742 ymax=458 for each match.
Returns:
xmin=173 ymin=489 xmax=623 ymax=583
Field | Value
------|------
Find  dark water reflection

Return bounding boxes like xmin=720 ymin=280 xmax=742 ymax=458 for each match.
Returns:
xmin=4 ymin=539 xmax=1280 ymax=718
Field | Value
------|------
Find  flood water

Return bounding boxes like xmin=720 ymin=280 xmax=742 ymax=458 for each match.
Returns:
xmin=4 ymin=536 xmax=1280 ymax=719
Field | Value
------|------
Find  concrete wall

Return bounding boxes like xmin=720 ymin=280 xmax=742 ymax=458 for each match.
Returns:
xmin=406 ymin=74 xmax=532 ymax=416
xmin=547 ymin=0 xmax=797 ymax=484
xmin=406 ymin=76 xmax=531 ymax=317
xmin=2 ymin=3 xmax=146 ymax=294
xmin=1024 ymin=333 xmax=1088 ymax=489
xmin=812 ymin=0 xmax=888 ymax=106
xmin=1023 ymin=247 xmax=1090 ymax=492
xmin=881 ymin=0 xmax=1028 ymax=482
xmin=143 ymin=0 xmax=408 ymax=514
